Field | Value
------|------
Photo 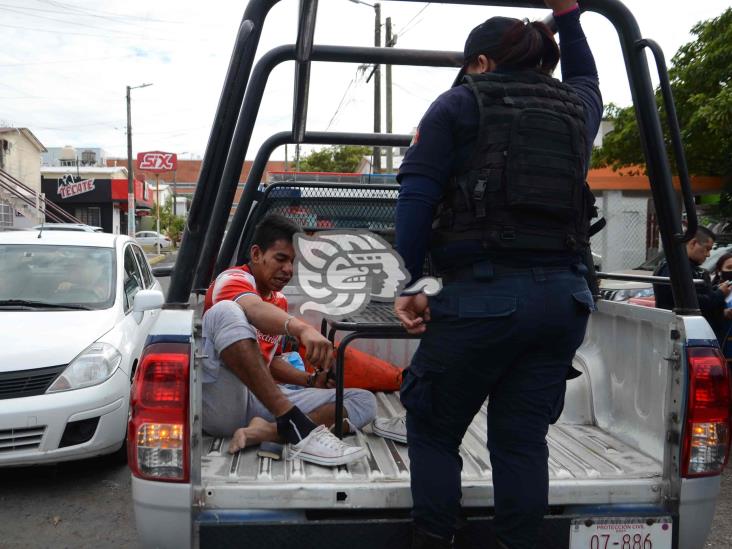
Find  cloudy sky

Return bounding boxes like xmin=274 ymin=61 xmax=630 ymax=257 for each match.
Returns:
xmin=1 ymin=0 xmax=729 ymax=163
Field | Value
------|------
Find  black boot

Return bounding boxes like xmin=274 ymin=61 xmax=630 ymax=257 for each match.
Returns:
xmin=412 ymin=526 xmax=454 ymax=549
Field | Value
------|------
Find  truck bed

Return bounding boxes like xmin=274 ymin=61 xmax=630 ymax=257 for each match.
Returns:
xmin=199 ymin=392 xmax=664 ymax=511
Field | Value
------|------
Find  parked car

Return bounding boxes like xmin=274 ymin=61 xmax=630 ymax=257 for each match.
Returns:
xmin=32 ymin=223 xmax=103 ymax=233
xmin=0 ymin=230 xmax=164 ymax=465
xmin=135 ymin=230 xmax=172 ymax=250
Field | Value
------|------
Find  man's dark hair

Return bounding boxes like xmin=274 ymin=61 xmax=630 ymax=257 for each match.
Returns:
xmin=251 ymin=214 xmax=300 ymax=251
xmin=695 ymin=226 xmax=716 ymax=244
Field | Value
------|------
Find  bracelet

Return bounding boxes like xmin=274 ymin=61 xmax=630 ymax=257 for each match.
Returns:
xmin=284 ymin=315 xmax=294 ymax=337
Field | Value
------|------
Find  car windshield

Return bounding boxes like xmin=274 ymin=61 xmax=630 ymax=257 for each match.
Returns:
xmin=0 ymin=244 xmax=116 ymax=310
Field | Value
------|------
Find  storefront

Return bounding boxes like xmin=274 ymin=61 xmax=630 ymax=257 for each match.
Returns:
xmin=41 ymin=167 xmax=152 ymax=233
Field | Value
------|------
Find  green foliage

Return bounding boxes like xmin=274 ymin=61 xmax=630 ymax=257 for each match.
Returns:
xmin=152 ymin=196 xmax=186 ymax=244
xmin=593 ymin=8 xmax=732 ymax=180
xmin=299 ymin=145 xmax=372 ymax=173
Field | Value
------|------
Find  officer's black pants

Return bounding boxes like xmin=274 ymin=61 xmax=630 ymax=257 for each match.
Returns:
xmin=400 ymin=265 xmax=594 ymax=549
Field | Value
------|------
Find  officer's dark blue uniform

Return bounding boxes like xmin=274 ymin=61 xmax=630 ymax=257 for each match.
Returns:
xmin=395 ymin=6 xmax=602 ymax=548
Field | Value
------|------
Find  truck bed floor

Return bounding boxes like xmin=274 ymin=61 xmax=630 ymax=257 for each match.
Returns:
xmin=200 ymin=393 xmax=664 ymax=510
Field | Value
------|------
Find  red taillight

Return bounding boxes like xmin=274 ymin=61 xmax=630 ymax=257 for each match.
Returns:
xmin=682 ymin=347 xmax=731 ymax=477
xmin=128 ymin=343 xmax=190 ymax=483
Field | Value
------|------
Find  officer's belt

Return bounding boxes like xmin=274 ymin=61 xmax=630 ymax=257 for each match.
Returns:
xmin=438 ymin=261 xmax=575 ymax=284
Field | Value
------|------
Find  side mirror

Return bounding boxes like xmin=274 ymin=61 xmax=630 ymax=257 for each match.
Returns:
xmin=133 ymin=289 xmax=164 ymax=313
xmin=152 ymin=265 xmax=174 ymax=278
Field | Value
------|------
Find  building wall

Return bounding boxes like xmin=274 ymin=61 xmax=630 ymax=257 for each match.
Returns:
xmin=591 ymin=191 xmax=651 ymax=272
xmin=0 ymin=130 xmax=42 ymax=193
xmin=42 ymin=147 xmax=107 ymax=168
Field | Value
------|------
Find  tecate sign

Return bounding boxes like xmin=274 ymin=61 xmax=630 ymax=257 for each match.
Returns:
xmin=136 ymin=151 xmax=177 ymax=173
xmin=57 ymin=174 xmax=95 ymax=199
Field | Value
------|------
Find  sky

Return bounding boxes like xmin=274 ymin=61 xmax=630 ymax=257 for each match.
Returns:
xmin=1 ymin=0 xmax=729 ymax=164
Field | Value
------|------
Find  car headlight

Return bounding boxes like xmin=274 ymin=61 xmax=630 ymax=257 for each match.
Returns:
xmin=46 ymin=342 xmax=122 ymax=393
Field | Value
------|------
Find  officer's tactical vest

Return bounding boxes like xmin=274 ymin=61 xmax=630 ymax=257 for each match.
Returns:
xmin=432 ymin=70 xmax=596 ymax=253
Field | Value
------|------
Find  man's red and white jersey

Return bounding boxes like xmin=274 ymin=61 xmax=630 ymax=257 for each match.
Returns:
xmin=203 ymin=265 xmax=287 ymax=366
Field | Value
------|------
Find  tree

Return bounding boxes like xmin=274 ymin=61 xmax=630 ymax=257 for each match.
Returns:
xmin=152 ymin=196 xmax=185 ymax=245
xmin=299 ymin=145 xmax=372 ymax=172
xmin=593 ymin=8 xmax=732 ymax=181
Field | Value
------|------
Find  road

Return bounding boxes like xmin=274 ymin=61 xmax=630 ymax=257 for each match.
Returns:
xmin=1 ymin=253 xmax=731 ymax=548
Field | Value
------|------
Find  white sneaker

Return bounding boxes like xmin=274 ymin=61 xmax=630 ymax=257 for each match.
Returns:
xmin=287 ymin=425 xmax=368 ymax=466
xmin=372 ymin=416 xmax=407 ymax=444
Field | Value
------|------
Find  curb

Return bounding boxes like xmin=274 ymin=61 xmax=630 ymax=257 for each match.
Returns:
xmin=147 ymin=254 xmax=167 ymax=265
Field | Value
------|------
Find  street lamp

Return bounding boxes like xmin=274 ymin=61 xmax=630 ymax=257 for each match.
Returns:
xmin=126 ymin=82 xmax=152 ymax=237
xmin=349 ymin=0 xmax=381 ymax=172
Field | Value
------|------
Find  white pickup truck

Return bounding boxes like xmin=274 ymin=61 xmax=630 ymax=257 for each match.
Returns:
xmin=126 ymin=0 xmax=731 ymax=547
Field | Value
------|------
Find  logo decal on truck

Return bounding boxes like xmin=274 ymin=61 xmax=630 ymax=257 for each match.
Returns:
xmin=292 ymin=230 xmax=441 ymax=319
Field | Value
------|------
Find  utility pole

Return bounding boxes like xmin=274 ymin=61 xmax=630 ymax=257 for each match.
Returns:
xmin=373 ymin=2 xmax=381 ymax=174
xmin=126 ymin=86 xmax=134 ymax=237
xmin=125 ymin=82 xmax=152 ymax=237
xmin=385 ymin=16 xmax=395 ymax=173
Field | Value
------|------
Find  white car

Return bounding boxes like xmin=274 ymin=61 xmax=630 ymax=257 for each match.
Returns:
xmin=32 ymin=223 xmax=103 ymax=233
xmin=134 ymin=230 xmax=172 ymax=250
xmin=0 ymin=230 xmax=164 ymax=466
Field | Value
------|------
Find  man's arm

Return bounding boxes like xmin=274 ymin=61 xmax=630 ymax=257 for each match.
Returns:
xmin=270 ymin=356 xmax=309 ymax=386
xmin=236 ymin=294 xmax=333 ymax=370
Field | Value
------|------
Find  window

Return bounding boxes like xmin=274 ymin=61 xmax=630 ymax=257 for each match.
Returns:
xmin=0 ymin=200 xmax=11 ymax=227
xmin=132 ymin=245 xmax=154 ymax=288
xmin=60 ymin=159 xmax=76 ymax=167
xmin=75 ymin=207 xmax=101 ymax=228
xmin=123 ymin=246 xmax=143 ymax=311
xmin=81 ymin=150 xmax=96 ymax=165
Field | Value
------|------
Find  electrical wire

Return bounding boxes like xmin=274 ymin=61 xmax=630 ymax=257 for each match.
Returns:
xmin=0 ymin=21 xmax=175 ymax=41
xmin=0 ymin=5 xmax=169 ymax=40
xmin=397 ymin=3 xmax=431 ymax=38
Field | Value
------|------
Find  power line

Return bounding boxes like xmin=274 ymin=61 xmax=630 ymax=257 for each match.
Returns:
xmin=0 ymin=21 xmax=175 ymax=41
xmin=0 ymin=54 xmax=136 ymax=67
xmin=0 ymin=5 xmax=169 ymax=39
xmin=398 ymin=3 xmax=431 ymax=37
xmin=325 ymin=66 xmax=367 ymax=130
xmin=33 ymin=0 xmax=187 ymax=25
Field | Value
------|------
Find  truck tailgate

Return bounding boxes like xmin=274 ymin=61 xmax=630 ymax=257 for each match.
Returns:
xmin=199 ymin=393 xmax=663 ymax=510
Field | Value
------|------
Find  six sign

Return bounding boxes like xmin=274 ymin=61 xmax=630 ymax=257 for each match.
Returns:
xmin=136 ymin=151 xmax=177 ymax=173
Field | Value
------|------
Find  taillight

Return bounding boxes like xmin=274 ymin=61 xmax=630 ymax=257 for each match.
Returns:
xmin=682 ymin=347 xmax=731 ymax=477
xmin=128 ymin=343 xmax=190 ymax=482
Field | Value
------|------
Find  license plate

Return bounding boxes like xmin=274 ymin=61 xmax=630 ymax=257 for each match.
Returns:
xmin=570 ymin=517 xmax=672 ymax=549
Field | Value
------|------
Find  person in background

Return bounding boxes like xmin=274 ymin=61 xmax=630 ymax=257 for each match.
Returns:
xmin=711 ymin=252 xmax=732 ymax=359
xmin=654 ymin=227 xmax=731 ymax=345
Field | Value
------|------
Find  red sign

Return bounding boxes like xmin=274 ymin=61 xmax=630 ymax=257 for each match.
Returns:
xmin=136 ymin=151 xmax=177 ymax=173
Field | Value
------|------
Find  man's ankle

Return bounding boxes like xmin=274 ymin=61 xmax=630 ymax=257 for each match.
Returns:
xmin=276 ymin=406 xmax=317 ymax=444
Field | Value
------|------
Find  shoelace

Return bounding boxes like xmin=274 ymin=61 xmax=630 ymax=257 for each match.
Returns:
xmin=288 ymin=425 xmax=353 ymax=461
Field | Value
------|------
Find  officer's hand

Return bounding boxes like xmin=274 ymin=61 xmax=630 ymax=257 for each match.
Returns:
xmin=724 ymin=308 xmax=732 ymax=321
xmin=544 ymin=0 xmax=577 ymax=14
xmin=395 ymin=294 xmax=431 ymax=335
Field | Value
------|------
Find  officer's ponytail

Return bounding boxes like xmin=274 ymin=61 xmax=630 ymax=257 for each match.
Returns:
xmin=493 ymin=20 xmax=560 ymax=75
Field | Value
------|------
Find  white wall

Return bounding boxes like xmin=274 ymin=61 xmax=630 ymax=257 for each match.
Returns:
xmin=592 ymin=191 xmax=650 ymax=272
xmin=0 ymin=131 xmax=42 ymax=193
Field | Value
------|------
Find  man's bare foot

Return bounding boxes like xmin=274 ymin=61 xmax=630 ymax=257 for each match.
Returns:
xmin=228 ymin=417 xmax=280 ymax=454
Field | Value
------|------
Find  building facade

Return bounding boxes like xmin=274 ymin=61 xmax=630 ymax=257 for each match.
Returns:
xmin=41 ymin=167 xmax=152 ymax=234
xmin=0 ymin=127 xmax=47 ymax=229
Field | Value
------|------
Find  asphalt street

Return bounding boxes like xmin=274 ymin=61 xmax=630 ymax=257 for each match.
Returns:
xmin=1 ymin=253 xmax=730 ymax=548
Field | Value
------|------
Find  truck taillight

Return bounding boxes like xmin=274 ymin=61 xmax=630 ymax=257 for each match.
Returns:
xmin=682 ymin=347 xmax=731 ymax=477
xmin=128 ymin=343 xmax=190 ymax=482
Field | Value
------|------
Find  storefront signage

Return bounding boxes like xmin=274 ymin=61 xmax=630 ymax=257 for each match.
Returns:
xmin=57 ymin=174 xmax=96 ymax=199
xmin=137 ymin=151 xmax=177 ymax=173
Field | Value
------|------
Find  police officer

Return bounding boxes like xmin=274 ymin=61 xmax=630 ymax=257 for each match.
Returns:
xmin=393 ymin=2 xmax=602 ymax=547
